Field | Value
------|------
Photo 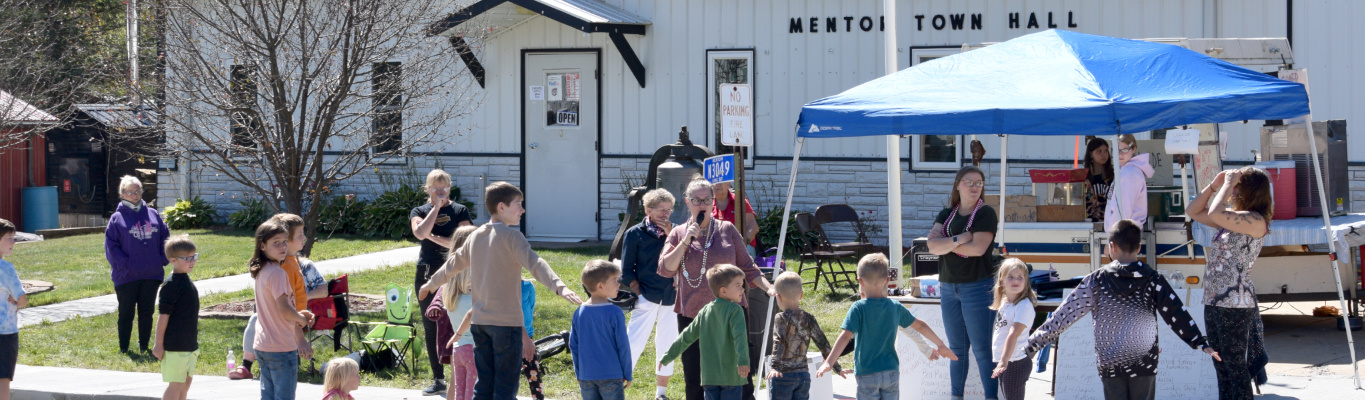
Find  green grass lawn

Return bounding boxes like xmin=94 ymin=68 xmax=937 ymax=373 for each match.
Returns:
xmin=7 ymin=228 xmax=413 ymax=307
xmin=19 ymin=245 xmax=859 ymax=399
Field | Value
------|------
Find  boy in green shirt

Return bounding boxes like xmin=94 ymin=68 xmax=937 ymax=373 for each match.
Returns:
xmin=818 ymin=253 xmax=957 ymax=400
xmin=659 ymin=264 xmax=749 ymax=400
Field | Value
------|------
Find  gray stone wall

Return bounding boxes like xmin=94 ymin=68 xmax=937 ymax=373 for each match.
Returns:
xmin=161 ymin=156 xmax=1365 ymax=245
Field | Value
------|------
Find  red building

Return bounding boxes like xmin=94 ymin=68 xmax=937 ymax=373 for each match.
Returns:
xmin=0 ymin=90 xmax=59 ymax=230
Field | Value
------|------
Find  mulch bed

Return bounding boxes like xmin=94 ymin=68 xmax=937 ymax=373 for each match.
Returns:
xmin=199 ymin=294 xmax=386 ymax=320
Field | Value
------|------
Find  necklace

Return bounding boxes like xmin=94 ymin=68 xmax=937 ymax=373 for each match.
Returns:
xmin=943 ymin=198 xmax=984 ymax=259
xmin=681 ymin=221 xmax=716 ymax=289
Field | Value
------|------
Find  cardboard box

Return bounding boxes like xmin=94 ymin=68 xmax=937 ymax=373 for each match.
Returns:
xmin=1036 ymin=204 xmax=1086 ymax=222
xmin=983 ymin=195 xmax=1037 ymax=222
xmin=905 ymin=275 xmax=941 ymax=298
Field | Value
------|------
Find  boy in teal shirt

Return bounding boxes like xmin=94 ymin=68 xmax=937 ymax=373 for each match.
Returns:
xmin=659 ymin=264 xmax=749 ymax=400
xmin=819 ymin=253 xmax=957 ymax=400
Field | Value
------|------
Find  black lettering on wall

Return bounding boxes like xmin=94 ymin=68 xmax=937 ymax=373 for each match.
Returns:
xmin=932 ymin=14 xmax=946 ymax=30
xmin=810 ymin=17 xmax=818 ymax=33
xmin=1009 ymin=12 xmax=1020 ymax=29
xmin=880 ymin=16 xmax=885 ymax=31
xmin=971 ymin=14 xmax=983 ymax=30
xmin=949 ymin=14 xmax=965 ymax=30
xmin=844 ymin=16 xmax=854 ymax=31
xmin=860 ymin=16 xmax=874 ymax=31
xmin=914 ymin=14 xmax=925 ymax=31
xmin=1027 ymin=12 xmax=1040 ymax=28
xmin=826 ymin=17 xmax=837 ymax=32
xmin=1047 ymin=12 xmax=1058 ymax=28
xmin=789 ymin=18 xmax=803 ymax=33
xmin=1068 ymin=11 xmax=1078 ymax=27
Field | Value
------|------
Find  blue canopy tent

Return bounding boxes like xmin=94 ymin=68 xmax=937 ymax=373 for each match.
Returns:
xmin=769 ymin=29 xmax=1358 ymax=389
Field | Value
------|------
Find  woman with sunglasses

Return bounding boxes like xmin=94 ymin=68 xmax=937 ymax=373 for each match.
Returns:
xmin=1103 ymin=134 xmax=1154 ymax=233
xmin=104 ymin=175 xmax=172 ymax=354
xmin=925 ymin=165 xmax=1000 ymax=400
xmin=659 ymin=178 xmax=776 ymax=400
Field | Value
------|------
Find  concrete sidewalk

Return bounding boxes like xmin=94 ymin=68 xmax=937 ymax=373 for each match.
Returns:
xmin=18 ymin=246 xmax=419 ymax=328
xmin=824 ymin=370 xmax=1360 ymax=399
xmin=10 ymin=364 xmax=482 ymax=400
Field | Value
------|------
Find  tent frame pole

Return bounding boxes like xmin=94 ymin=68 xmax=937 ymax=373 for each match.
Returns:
xmin=760 ymin=136 xmax=803 ymax=383
xmin=1301 ymin=115 xmax=1361 ymax=389
xmin=998 ymin=135 xmax=1008 ymax=252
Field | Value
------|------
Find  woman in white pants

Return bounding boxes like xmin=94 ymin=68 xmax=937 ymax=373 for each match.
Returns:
xmin=621 ymin=189 xmax=680 ymax=400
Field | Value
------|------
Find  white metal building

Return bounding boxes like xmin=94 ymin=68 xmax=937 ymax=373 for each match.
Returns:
xmin=161 ymin=0 xmax=1365 ymax=243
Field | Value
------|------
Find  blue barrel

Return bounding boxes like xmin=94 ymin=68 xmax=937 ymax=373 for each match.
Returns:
xmin=21 ymin=186 xmax=58 ymax=232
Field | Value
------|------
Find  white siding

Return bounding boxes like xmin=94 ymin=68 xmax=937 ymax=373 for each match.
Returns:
xmin=433 ymin=0 xmax=1365 ymax=162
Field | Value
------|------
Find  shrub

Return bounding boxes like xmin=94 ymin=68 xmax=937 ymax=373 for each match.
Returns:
xmin=227 ymin=197 xmax=272 ymax=231
xmin=756 ymin=205 xmax=817 ymax=255
xmin=356 ymin=184 xmax=427 ymax=239
xmin=162 ymin=196 xmax=219 ymax=229
xmin=317 ymin=194 xmax=367 ymax=235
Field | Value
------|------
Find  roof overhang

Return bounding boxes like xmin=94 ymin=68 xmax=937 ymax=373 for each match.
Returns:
xmin=428 ymin=0 xmax=650 ymax=88
xmin=0 ymin=90 xmax=59 ymax=127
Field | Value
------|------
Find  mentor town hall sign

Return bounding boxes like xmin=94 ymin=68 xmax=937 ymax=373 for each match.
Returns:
xmin=788 ymin=10 xmax=1078 ymax=33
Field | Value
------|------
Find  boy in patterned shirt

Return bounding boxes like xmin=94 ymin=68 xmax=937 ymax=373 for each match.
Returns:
xmin=766 ymin=271 xmax=842 ymax=400
xmin=0 ymin=219 xmax=28 ymax=399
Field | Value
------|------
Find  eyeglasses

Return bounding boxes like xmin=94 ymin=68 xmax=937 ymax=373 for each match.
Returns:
xmin=960 ymin=180 xmax=986 ymax=188
xmin=427 ymin=187 xmax=450 ymax=195
xmin=1117 ymin=146 xmax=1135 ymax=154
xmin=122 ymin=189 xmax=144 ymax=196
xmin=175 ymin=253 xmax=199 ymax=262
xmin=688 ymin=196 xmax=714 ymax=206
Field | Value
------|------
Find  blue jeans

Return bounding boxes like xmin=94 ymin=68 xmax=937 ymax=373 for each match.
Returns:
xmin=941 ymin=276 xmax=999 ymax=399
xmin=579 ymin=379 xmax=625 ymax=400
xmin=854 ymin=370 xmax=898 ymax=400
xmin=257 ymin=350 xmax=298 ymax=400
xmin=472 ymin=325 xmax=523 ymax=400
xmin=769 ymin=371 xmax=810 ymax=400
xmin=703 ymin=385 xmax=742 ymax=400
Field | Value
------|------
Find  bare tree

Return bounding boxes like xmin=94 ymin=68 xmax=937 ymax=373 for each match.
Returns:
xmin=155 ymin=0 xmax=482 ymax=253
xmin=0 ymin=0 xmax=133 ymax=149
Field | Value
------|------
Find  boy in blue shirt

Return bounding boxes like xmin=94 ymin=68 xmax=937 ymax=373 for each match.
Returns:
xmin=569 ymin=260 xmax=632 ymax=400
xmin=819 ymin=253 xmax=957 ymax=400
xmin=0 ymin=219 xmax=28 ymax=400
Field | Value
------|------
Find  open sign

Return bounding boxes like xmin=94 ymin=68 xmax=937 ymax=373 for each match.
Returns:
xmin=555 ymin=111 xmax=578 ymax=126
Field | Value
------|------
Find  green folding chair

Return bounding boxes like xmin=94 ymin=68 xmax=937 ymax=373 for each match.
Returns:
xmin=353 ymin=284 xmax=421 ymax=376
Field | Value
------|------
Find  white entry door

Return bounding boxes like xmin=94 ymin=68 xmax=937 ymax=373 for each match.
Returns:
xmin=524 ymin=52 xmax=598 ymax=241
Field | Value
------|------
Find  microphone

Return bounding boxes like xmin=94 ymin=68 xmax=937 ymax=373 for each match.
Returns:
xmin=691 ymin=211 xmax=706 ymax=240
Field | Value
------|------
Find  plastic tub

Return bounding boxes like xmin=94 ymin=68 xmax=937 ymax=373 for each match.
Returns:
xmin=1255 ymin=161 xmax=1296 ymax=220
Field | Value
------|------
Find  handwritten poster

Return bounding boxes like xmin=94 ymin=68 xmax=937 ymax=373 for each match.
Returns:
xmin=1194 ymin=144 xmax=1222 ymax=192
xmin=898 ymin=304 xmax=986 ymax=400
xmin=1054 ymin=289 xmax=1218 ymax=400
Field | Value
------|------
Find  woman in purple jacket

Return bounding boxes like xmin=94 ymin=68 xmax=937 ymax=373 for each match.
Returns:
xmin=104 ymin=176 xmax=170 ymax=354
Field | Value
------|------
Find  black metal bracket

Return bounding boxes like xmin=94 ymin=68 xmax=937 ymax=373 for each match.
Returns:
xmin=609 ymin=32 xmax=647 ymax=88
xmin=449 ymin=36 xmax=486 ymax=88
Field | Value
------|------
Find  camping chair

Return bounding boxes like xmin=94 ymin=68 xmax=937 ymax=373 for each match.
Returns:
xmin=793 ymin=213 xmax=857 ymax=293
xmin=352 ymin=283 xmax=422 ymax=377
xmin=306 ymin=274 xmax=352 ymax=352
xmin=814 ymin=204 xmax=875 ymax=254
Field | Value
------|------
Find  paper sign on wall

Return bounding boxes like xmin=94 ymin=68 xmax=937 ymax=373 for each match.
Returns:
xmin=1165 ymin=129 xmax=1200 ymax=155
xmin=719 ymin=83 xmax=753 ymax=147
xmin=546 ymin=75 xmax=563 ymax=101
xmin=1279 ymin=69 xmax=1309 ymax=125
xmin=528 ymin=86 xmax=545 ymax=101
xmin=565 ymin=73 xmax=581 ymax=101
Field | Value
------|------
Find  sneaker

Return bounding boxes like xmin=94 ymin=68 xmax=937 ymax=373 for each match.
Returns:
xmin=227 ymin=366 xmax=253 ymax=380
xmin=656 ymin=395 xmax=671 ymax=400
xmin=422 ymin=380 xmax=446 ymax=396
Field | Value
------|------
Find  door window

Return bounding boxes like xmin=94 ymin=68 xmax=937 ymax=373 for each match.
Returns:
xmin=545 ymin=71 xmax=581 ymax=127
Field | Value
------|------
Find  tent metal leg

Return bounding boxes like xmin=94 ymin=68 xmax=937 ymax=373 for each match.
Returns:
xmin=998 ymin=135 xmax=1008 ymax=251
xmin=760 ymin=136 xmax=804 ymax=382
xmin=1300 ymin=116 xmax=1362 ymax=389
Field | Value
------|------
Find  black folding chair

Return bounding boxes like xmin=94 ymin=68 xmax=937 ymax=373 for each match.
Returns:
xmin=815 ymin=204 xmax=875 ymax=254
xmin=793 ymin=213 xmax=858 ymax=293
